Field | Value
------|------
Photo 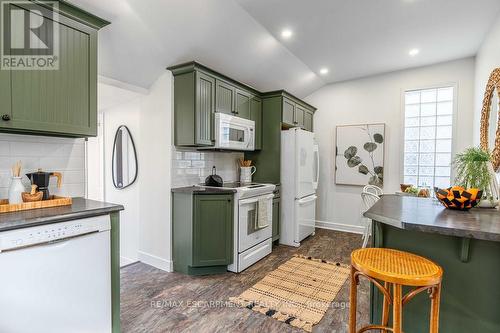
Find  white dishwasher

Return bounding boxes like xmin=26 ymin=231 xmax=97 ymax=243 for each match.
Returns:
xmin=0 ymin=215 xmax=112 ymax=333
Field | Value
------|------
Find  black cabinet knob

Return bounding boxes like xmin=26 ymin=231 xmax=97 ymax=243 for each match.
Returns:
xmin=1 ymin=114 xmax=10 ymax=121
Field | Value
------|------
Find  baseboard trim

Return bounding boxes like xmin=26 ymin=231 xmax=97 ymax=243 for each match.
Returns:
xmin=138 ymin=251 xmax=173 ymax=272
xmin=315 ymin=220 xmax=364 ymax=235
xmin=120 ymin=256 xmax=139 ymax=268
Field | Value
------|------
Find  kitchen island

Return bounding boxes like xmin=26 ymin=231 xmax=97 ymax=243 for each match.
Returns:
xmin=0 ymin=198 xmax=123 ymax=333
xmin=364 ymin=195 xmax=500 ymax=333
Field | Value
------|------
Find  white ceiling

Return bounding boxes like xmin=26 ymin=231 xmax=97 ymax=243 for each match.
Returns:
xmin=69 ymin=0 xmax=500 ymax=98
xmin=237 ymin=0 xmax=500 ymax=84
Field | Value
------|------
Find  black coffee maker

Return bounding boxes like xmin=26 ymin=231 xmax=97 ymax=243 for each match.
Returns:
xmin=26 ymin=169 xmax=62 ymax=200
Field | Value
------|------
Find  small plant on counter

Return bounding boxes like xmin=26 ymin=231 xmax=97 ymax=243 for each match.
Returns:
xmin=453 ymin=147 xmax=498 ymax=206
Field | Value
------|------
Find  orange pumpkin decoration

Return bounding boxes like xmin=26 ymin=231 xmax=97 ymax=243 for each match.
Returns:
xmin=434 ymin=186 xmax=483 ymax=210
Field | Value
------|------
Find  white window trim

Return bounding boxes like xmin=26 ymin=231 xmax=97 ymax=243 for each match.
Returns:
xmin=399 ymin=82 xmax=459 ymax=186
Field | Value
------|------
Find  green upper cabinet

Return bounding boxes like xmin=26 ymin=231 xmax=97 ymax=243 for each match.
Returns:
xmin=278 ymin=93 xmax=315 ymax=132
xmin=196 ymin=72 xmax=215 ymax=145
xmin=169 ymin=63 xmax=316 ymax=151
xmin=304 ymin=109 xmax=314 ymax=132
xmin=0 ymin=1 xmax=109 ymax=137
xmin=169 ymin=62 xmax=263 ymax=148
xmin=282 ymin=98 xmax=295 ymax=126
xmin=295 ymin=104 xmax=306 ymax=128
xmin=250 ymin=96 xmax=262 ymax=150
xmin=235 ymin=89 xmax=251 ymax=119
xmin=173 ymin=70 xmax=215 ymax=147
xmin=216 ymin=79 xmax=236 ymax=115
xmin=0 ymin=62 xmax=11 ymax=124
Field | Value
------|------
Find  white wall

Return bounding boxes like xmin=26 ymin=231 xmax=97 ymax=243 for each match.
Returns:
xmin=474 ymin=14 xmax=500 ymax=144
xmin=0 ymin=134 xmax=85 ymax=199
xmin=138 ymin=72 xmax=173 ymax=271
xmin=103 ymin=98 xmax=142 ymax=266
xmin=305 ymin=58 xmax=475 ymax=232
xmin=88 ymin=74 xmax=173 ymax=271
xmin=87 ymin=82 xmax=144 ymax=267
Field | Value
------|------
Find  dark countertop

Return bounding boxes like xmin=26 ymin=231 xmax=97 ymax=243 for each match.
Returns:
xmin=364 ymin=194 xmax=500 ymax=242
xmin=171 ymin=186 xmax=236 ymax=194
xmin=0 ymin=197 xmax=124 ymax=232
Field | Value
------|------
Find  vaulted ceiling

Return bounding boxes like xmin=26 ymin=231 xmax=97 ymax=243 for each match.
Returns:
xmin=69 ymin=0 xmax=500 ymax=98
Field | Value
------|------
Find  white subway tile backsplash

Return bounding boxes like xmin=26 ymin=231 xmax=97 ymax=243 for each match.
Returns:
xmin=0 ymin=142 xmax=11 ymax=156
xmin=185 ymin=168 xmax=200 ymax=175
xmin=0 ymin=134 xmax=86 ymax=199
xmin=191 ymin=160 xmax=205 ymax=168
xmin=172 ymin=146 xmax=243 ymax=187
xmin=174 ymin=160 xmax=191 ymax=168
xmin=184 ymin=152 xmax=200 ymax=160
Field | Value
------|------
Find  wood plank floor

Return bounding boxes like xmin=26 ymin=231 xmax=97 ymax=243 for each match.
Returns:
xmin=121 ymin=229 xmax=370 ymax=333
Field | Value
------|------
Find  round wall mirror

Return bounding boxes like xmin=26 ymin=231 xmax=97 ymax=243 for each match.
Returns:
xmin=480 ymin=68 xmax=500 ymax=171
xmin=112 ymin=125 xmax=138 ymax=189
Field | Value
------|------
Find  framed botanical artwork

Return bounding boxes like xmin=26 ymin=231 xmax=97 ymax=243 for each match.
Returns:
xmin=335 ymin=123 xmax=385 ymax=186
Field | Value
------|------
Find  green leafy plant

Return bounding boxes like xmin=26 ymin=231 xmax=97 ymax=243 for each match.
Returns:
xmin=453 ymin=147 xmax=492 ymax=197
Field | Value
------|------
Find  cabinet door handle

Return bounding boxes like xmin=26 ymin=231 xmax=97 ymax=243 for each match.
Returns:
xmin=1 ymin=114 xmax=10 ymax=121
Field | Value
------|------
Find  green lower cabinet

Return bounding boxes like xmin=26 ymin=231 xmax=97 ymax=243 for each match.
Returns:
xmin=172 ymin=191 xmax=233 ymax=275
xmin=272 ymin=197 xmax=280 ymax=241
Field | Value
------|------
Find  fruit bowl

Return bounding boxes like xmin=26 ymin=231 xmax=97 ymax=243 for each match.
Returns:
xmin=434 ymin=186 xmax=482 ymax=210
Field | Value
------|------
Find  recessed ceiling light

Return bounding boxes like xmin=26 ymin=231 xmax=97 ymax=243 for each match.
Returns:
xmin=281 ymin=29 xmax=293 ymax=39
xmin=319 ymin=68 xmax=329 ymax=75
xmin=409 ymin=48 xmax=420 ymax=56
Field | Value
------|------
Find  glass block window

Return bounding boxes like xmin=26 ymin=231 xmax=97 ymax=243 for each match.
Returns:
xmin=403 ymin=87 xmax=454 ymax=189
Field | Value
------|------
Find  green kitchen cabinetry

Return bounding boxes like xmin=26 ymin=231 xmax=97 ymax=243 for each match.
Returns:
xmin=304 ymin=109 xmax=314 ymax=132
xmin=250 ymin=96 xmax=262 ymax=150
xmin=282 ymin=98 xmax=295 ymax=126
xmin=168 ymin=63 xmax=315 ymax=152
xmin=281 ymin=95 xmax=313 ymax=130
xmin=235 ymin=88 xmax=252 ymax=119
xmin=295 ymin=104 xmax=306 ymax=128
xmin=173 ymin=70 xmax=215 ymax=146
xmin=246 ymin=91 xmax=316 ymax=184
xmin=215 ymin=79 xmax=236 ymax=115
xmin=172 ymin=190 xmax=234 ymax=275
xmin=0 ymin=1 xmax=109 ymax=137
xmin=169 ymin=61 xmax=263 ymax=148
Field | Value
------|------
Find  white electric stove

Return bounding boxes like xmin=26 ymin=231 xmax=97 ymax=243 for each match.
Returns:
xmin=203 ymin=182 xmax=275 ymax=272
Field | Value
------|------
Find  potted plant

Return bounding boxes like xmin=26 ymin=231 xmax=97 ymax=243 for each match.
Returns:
xmin=453 ymin=147 xmax=499 ymax=207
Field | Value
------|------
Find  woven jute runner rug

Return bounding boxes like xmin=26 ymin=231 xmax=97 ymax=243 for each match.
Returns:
xmin=230 ymin=255 xmax=350 ymax=332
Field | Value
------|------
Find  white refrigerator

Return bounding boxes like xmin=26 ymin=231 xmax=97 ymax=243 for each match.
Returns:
xmin=280 ymin=128 xmax=319 ymax=247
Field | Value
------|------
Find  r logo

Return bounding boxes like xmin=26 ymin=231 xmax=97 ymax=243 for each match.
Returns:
xmin=1 ymin=0 xmax=59 ymax=70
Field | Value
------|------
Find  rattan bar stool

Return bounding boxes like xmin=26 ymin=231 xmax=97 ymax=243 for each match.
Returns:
xmin=349 ymin=248 xmax=443 ymax=333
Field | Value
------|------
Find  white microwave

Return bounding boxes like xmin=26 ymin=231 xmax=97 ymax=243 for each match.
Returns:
xmin=212 ymin=113 xmax=255 ymax=151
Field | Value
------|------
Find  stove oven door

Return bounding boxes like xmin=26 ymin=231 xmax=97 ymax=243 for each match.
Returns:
xmin=238 ymin=194 xmax=273 ymax=252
